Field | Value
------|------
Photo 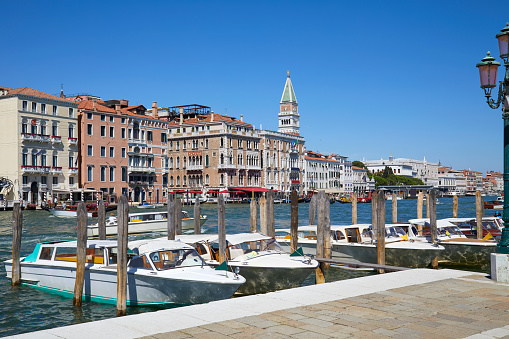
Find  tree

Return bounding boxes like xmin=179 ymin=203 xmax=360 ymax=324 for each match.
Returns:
xmin=352 ymin=161 xmax=367 ymax=169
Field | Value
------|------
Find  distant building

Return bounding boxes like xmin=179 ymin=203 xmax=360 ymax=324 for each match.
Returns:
xmin=364 ymin=155 xmax=438 ymax=186
xmin=486 ymin=171 xmax=503 ymax=192
xmin=0 ymin=85 xmax=78 ymax=205
xmin=304 ymin=151 xmax=341 ymax=194
xmin=352 ymin=166 xmax=374 ymax=193
xmin=462 ymin=169 xmax=483 ymax=192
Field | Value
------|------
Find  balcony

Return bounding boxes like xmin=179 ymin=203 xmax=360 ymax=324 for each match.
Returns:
xmin=246 ymin=164 xmax=261 ymax=170
xmin=218 ymin=163 xmax=236 ymax=169
xmin=51 ymin=166 xmax=62 ymax=174
xmin=51 ymin=135 xmax=62 ymax=144
xmin=187 ymin=164 xmax=204 ymax=171
xmin=40 ymin=166 xmax=51 ymax=174
xmin=21 ymin=165 xmax=40 ymax=174
xmin=21 ymin=133 xmax=50 ymax=142
xmin=129 ymin=166 xmax=155 ymax=173
xmin=69 ymin=167 xmax=79 ymax=175
xmin=68 ymin=137 xmax=78 ymax=146
xmin=52 ymin=184 xmax=60 ymax=189
xmin=69 ymin=184 xmax=77 ymax=189
xmin=40 ymin=135 xmax=51 ymax=143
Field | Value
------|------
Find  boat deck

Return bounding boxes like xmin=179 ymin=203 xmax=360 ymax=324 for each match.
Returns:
xmin=8 ymin=269 xmax=509 ymax=339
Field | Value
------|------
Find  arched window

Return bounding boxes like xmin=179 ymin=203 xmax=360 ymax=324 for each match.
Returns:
xmin=205 ymin=174 xmax=209 ymax=184
xmin=220 ymin=154 xmax=224 ymax=165
xmin=220 ymin=174 xmax=224 ymax=185
xmin=133 ymin=122 xmax=139 ymax=139
xmin=170 ymin=176 xmax=174 ymax=186
xmin=170 ymin=157 xmax=173 ymax=168
xmin=183 ymin=176 xmax=187 ymax=186
xmin=177 ymin=176 xmax=180 ymax=186
xmin=205 ymin=155 xmax=209 ymax=167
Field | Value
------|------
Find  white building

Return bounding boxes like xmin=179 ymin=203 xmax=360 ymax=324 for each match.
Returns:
xmin=352 ymin=166 xmax=375 ymax=193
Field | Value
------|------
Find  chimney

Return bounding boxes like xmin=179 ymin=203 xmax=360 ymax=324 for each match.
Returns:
xmin=179 ymin=107 xmax=184 ymax=125
xmin=93 ymin=99 xmax=97 ymax=112
xmin=152 ymin=101 xmax=157 ymax=118
xmin=115 ymin=104 xmax=121 ymax=114
xmin=240 ymin=114 xmax=243 ymax=122
xmin=211 ymin=111 xmax=214 ymax=122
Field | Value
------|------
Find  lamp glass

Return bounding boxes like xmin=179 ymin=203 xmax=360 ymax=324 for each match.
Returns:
xmin=478 ymin=63 xmax=499 ymax=88
xmin=498 ymin=33 xmax=509 ymax=59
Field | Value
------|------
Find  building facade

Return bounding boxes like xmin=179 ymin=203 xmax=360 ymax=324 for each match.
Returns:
xmin=0 ymin=86 xmax=78 ymax=205
xmin=364 ymin=156 xmax=439 ymax=186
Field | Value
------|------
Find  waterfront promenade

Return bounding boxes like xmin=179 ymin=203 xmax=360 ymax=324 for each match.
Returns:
xmin=9 ymin=268 xmax=509 ymax=339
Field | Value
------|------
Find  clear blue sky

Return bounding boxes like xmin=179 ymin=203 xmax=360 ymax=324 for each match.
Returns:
xmin=2 ymin=1 xmax=508 ymax=174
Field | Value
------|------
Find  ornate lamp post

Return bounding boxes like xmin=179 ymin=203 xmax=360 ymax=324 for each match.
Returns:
xmin=476 ymin=22 xmax=509 ymax=253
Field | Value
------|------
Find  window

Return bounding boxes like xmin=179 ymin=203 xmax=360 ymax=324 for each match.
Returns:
xmin=53 ymin=177 xmax=58 ymax=185
xmin=41 ymin=176 xmax=47 ymax=185
xmin=206 ymin=155 xmax=209 ymax=167
xmin=109 ymin=116 xmax=114 ymax=123
xmin=109 ymin=126 xmax=114 ymax=138
xmin=87 ymin=113 xmax=92 ymax=120
xmin=109 ymin=147 xmax=114 ymax=158
xmin=109 ymin=167 xmax=114 ymax=182
xmin=121 ymin=128 xmax=126 ymax=139
xmin=52 ymin=155 xmax=58 ymax=167
xmin=22 ymin=153 xmax=28 ymax=166
xmin=53 ymin=106 xmax=57 ymax=115
xmin=68 ymin=156 xmax=74 ymax=168
xmin=69 ymin=108 xmax=74 ymax=117
xmin=161 ymin=133 xmax=167 ymax=143
xmin=170 ymin=176 xmax=174 ymax=186
xmin=176 ymin=141 xmax=180 ymax=150
xmin=41 ymin=154 xmax=46 ymax=166
xmin=69 ymin=177 xmax=74 ymax=185
xmin=177 ymin=176 xmax=180 ymax=186
xmin=121 ymin=117 xmax=126 ymax=124
xmin=22 ymin=176 xmax=28 ymax=185
xmin=100 ymin=166 xmax=106 ymax=182
xmin=101 ymin=126 xmax=106 ymax=137
xmin=32 ymin=102 xmax=37 ymax=113
xmin=100 ymin=114 xmax=105 ymax=121
xmin=121 ymin=148 xmax=126 ymax=158
xmin=121 ymin=167 xmax=127 ymax=182
xmin=41 ymin=104 xmax=46 ymax=114
xmin=87 ymin=124 xmax=93 ymax=135
xmin=133 ymin=122 xmax=140 ymax=139
xmin=87 ymin=145 xmax=93 ymax=156
xmin=147 ymin=131 xmax=153 ymax=142
xmin=87 ymin=166 xmax=93 ymax=181
xmin=101 ymin=146 xmax=106 ymax=157
xmin=68 ymin=125 xmax=74 ymax=138
xmin=22 ymin=101 xmax=28 ymax=111
xmin=52 ymin=124 xmax=58 ymax=136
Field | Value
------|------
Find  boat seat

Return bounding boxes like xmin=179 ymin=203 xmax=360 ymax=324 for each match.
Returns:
xmin=229 ymin=248 xmax=244 ymax=259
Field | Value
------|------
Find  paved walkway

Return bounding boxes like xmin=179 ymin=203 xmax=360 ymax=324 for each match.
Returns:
xmin=10 ymin=269 xmax=509 ymax=338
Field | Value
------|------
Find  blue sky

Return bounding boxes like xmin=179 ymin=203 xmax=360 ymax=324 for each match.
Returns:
xmin=2 ymin=1 xmax=508 ymax=174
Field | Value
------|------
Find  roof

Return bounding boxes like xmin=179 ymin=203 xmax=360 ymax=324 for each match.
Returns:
xmin=168 ymin=113 xmax=252 ymax=127
xmin=352 ymin=166 xmax=367 ymax=171
xmin=2 ymin=86 xmax=75 ymax=104
xmin=128 ymin=238 xmax=194 ymax=254
xmin=78 ymin=100 xmax=116 ymax=113
xmin=280 ymin=72 xmax=297 ymax=103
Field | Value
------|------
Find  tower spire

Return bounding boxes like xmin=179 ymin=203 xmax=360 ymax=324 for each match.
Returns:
xmin=278 ymin=71 xmax=300 ymax=135
xmin=280 ymin=71 xmax=297 ymax=104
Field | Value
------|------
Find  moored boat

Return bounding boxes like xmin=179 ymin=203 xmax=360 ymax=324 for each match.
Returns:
xmin=4 ymin=239 xmax=245 ymax=306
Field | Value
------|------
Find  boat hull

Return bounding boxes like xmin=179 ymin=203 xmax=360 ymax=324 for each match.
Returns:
xmin=4 ymin=261 xmax=242 ymax=306
xmin=437 ymin=240 xmax=498 ymax=267
xmin=50 ymin=209 xmax=93 ymax=218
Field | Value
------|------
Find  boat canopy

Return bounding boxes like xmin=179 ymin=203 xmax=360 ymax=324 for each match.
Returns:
xmin=42 ymin=240 xmax=118 ymax=248
xmin=409 ymin=219 xmax=456 ymax=228
xmin=175 ymin=234 xmax=215 ymax=244
xmin=129 ymin=239 xmax=194 ymax=255
xmin=208 ymin=233 xmax=273 ymax=246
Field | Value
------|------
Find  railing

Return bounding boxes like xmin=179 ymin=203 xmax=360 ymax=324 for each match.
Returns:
xmin=52 ymin=184 xmax=60 ymax=188
xmin=51 ymin=166 xmax=62 ymax=174
xmin=218 ymin=163 xmax=236 ymax=169
xmin=69 ymin=167 xmax=79 ymax=175
xmin=68 ymin=137 xmax=77 ymax=146
xmin=21 ymin=165 xmax=40 ymax=173
xmin=40 ymin=166 xmax=51 ymax=174
xmin=40 ymin=135 xmax=51 ymax=143
xmin=187 ymin=164 xmax=204 ymax=171
xmin=246 ymin=164 xmax=261 ymax=170
xmin=162 ymin=168 xmax=169 ymax=174
xmin=21 ymin=133 xmax=50 ymax=142
xmin=51 ymin=135 xmax=62 ymax=143
xmin=128 ymin=166 xmax=155 ymax=173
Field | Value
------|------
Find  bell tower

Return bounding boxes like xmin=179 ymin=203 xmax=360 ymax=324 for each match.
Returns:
xmin=278 ymin=71 xmax=300 ymax=135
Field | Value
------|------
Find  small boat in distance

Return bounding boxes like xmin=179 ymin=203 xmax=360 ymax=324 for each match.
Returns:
xmin=136 ymin=202 xmax=156 ymax=209
xmin=4 ymin=239 xmax=245 ymax=306
xmin=484 ymin=196 xmax=504 ymax=210
xmin=87 ymin=210 xmax=207 ymax=237
xmin=48 ymin=203 xmax=117 ymax=218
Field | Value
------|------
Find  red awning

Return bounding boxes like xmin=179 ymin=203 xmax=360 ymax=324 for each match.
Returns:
xmin=236 ymin=187 xmax=273 ymax=192
xmin=172 ymin=190 xmax=187 ymax=194
xmin=187 ymin=190 xmax=202 ymax=194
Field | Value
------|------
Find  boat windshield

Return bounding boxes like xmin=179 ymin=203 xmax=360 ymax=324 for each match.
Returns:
xmin=385 ymin=227 xmax=406 ymax=238
xmin=147 ymin=248 xmax=205 ymax=270
xmin=437 ymin=226 xmax=463 ymax=236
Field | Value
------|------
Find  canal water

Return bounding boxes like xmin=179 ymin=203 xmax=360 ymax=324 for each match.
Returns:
xmin=0 ymin=196 xmax=497 ymax=337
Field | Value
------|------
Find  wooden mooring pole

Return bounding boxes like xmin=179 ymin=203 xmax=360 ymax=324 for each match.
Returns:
xmin=430 ymin=190 xmax=438 ymax=269
xmin=352 ymin=192 xmax=357 ymax=224
xmin=217 ymin=195 xmax=226 ymax=263
xmin=417 ymin=192 xmax=424 ymax=235
xmin=290 ymin=190 xmax=299 ymax=253
xmin=73 ymin=202 xmax=87 ymax=306
xmin=250 ymin=191 xmax=257 ymax=233
xmin=371 ymin=190 xmax=378 ymax=234
xmin=324 ymin=193 xmax=331 ymax=269
xmin=267 ymin=189 xmax=275 ymax=238
xmin=453 ymin=195 xmax=458 ymax=218
xmin=376 ymin=191 xmax=385 ymax=274
xmin=315 ymin=191 xmax=326 ymax=284
xmin=309 ymin=194 xmax=316 ymax=225
xmin=11 ymin=202 xmax=22 ymax=286
xmin=98 ymin=200 xmax=106 ymax=240
xmin=392 ymin=192 xmax=397 ymax=223
xmin=426 ymin=193 xmax=430 ymax=218
xmin=176 ymin=198 xmax=182 ymax=235
xmin=259 ymin=193 xmax=267 ymax=235
xmin=116 ymin=195 xmax=129 ymax=316
xmin=194 ymin=195 xmax=201 ymax=234
xmin=167 ymin=193 xmax=175 ymax=240
xmin=476 ymin=191 xmax=483 ymax=240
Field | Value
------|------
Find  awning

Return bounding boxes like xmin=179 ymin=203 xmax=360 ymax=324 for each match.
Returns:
xmin=235 ymin=187 xmax=273 ymax=192
xmin=218 ymin=190 xmax=244 ymax=194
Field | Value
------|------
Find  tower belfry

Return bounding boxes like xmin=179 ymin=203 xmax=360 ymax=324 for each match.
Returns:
xmin=278 ymin=71 xmax=300 ymax=135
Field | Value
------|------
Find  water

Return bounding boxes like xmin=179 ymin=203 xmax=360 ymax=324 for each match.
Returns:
xmin=0 ymin=196 xmax=496 ymax=337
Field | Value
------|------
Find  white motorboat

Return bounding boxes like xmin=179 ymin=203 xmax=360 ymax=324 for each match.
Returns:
xmin=275 ymin=224 xmax=444 ymax=268
xmin=87 ymin=210 xmax=207 ymax=237
xmin=408 ymin=218 xmax=498 ymax=267
xmin=136 ymin=203 xmax=156 ymax=209
xmin=176 ymin=233 xmax=319 ymax=295
xmin=4 ymin=239 xmax=244 ymax=306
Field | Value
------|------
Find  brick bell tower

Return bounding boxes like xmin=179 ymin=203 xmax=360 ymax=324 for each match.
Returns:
xmin=278 ymin=71 xmax=300 ymax=135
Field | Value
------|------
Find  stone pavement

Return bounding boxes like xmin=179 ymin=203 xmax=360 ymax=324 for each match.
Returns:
xmin=138 ymin=274 xmax=509 ymax=339
xmin=9 ymin=269 xmax=509 ymax=339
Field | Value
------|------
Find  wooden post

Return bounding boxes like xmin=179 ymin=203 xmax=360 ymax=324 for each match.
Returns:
xmin=11 ymin=202 xmax=22 ymax=286
xmin=116 ymin=195 xmax=128 ymax=316
xmin=73 ymin=202 xmax=87 ymax=306
xmin=315 ymin=191 xmax=326 ymax=284
xmin=259 ymin=193 xmax=267 ymax=235
xmin=176 ymin=198 xmax=182 ymax=235
xmin=392 ymin=192 xmax=397 ymax=223
xmin=417 ymin=192 xmax=424 ymax=219
xmin=217 ymin=195 xmax=226 ymax=263
xmin=98 ymin=200 xmax=106 ymax=240
xmin=376 ymin=191 xmax=385 ymax=274
xmin=309 ymin=194 xmax=316 ymax=225
xmin=453 ymin=194 xmax=458 ymax=218
xmin=194 ymin=195 xmax=201 ymax=234
xmin=426 ymin=193 xmax=430 ymax=218
xmin=352 ymin=192 xmax=357 ymax=224
xmin=167 ymin=193 xmax=175 ymax=240
xmin=324 ymin=193 xmax=331 ymax=269
xmin=290 ymin=190 xmax=298 ymax=253
xmin=476 ymin=191 xmax=483 ymax=240
xmin=250 ymin=191 xmax=257 ymax=233
xmin=267 ymin=189 xmax=275 ymax=238
xmin=430 ymin=190 xmax=438 ymax=269
xmin=371 ymin=190 xmax=378 ymax=235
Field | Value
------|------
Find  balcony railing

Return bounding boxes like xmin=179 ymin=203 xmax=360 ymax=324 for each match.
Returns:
xmin=40 ymin=166 xmax=51 ymax=174
xmin=21 ymin=165 xmax=40 ymax=173
xmin=21 ymin=133 xmax=50 ymax=142
xmin=246 ymin=164 xmax=261 ymax=170
xmin=218 ymin=163 xmax=236 ymax=169
xmin=51 ymin=166 xmax=62 ymax=174
xmin=162 ymin=168 xmax=169 ymax=174
xmin=128 ymin=166 xmax=155 ymax=173
xmin=69 ymin=184 xmax=77 ymax=189
xmin=51 ymin=136 xmax=62 ymax=144
xmin=69 ymin=167 xmax=79 ymax=175
xmin=187 ymin=164 xmax=204 ymax=171
xmin=68 ymin=137 xmax=77 ymax=146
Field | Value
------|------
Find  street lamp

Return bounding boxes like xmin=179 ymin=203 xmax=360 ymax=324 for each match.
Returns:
xmin=477 ymin=22 xmax=509 ymax=253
